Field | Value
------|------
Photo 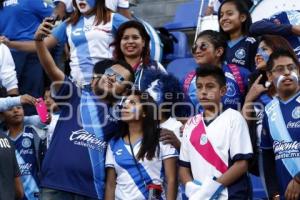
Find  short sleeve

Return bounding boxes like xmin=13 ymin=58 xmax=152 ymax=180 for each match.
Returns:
xmin=229 ymin=111 xmax=253 ymax=161
xmin=52 ymin=21 xmax=68 ymax=45
xmin=105 ymin=144 xmax=115 ymax=168
xmin=260 ymin=113 xmax=273 ymax=149
xmin=159 ymin=142 xmax=178 ymax=160
xmin=179 ymin=125 xmax=191 ymax=168
xmin=112 ymin=13 xmax=128 ymax=35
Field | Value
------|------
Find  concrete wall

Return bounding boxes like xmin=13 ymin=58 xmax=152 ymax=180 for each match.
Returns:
xmin=131 ymin=0 xmax=192 ymax=28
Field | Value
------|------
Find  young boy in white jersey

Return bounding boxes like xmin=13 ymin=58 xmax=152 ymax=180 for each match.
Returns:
xmin=261 ymin=49 xmax=300 ymax=200
xmin=179 ymin=64 xmax=253 ymax=199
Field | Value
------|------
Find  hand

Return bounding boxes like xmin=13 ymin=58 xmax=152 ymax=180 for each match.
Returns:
xmin=34 ymin=17 xmax=54 ymax=41
xmin=285 ymin=179 xmax=300 ymax=200
xmin=245 ymin=74 xmax=268 ymax=103
xmin=160 ymin=128 xmax=181 ymax=150
xmin=0 ymin=35 xmax=10 ymax=46
xmin=20 ymin=94 xmax=36 ymax=105
xmin=292 ymin=25 xmax=300 ymax=36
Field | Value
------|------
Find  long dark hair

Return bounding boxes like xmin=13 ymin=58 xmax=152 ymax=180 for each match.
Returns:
xmin=118 ymin=90 xmax=160 ymax=160
xmin=69 ymin=0 xmax=111 ymax=25
xmin=111 ymin=20 xmax=151 ymax=66
xmin=0 ymin=0 xmax=4 ymax=9
xmin=218 ymin=0 xmax=252 ymax=40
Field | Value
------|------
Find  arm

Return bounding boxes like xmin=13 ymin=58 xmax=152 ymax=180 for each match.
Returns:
xmin=262 ymin=149 xmax=280 ymax=199
xmin=104 ymin=168 xmax=116 ymax=200
xmin=163 ymin=158 xmax=178 ymax=200
xmin=34 ymin=22 xmax=65 ymax=91
xmin=14 ymin=176 xmax=24 ymax=200
xmin=118 ymin=8 xmax=132 ymax=19
xmin=249 ymin=19 xmax=293 ymax=37
xmin=179 ymin=165 xmax=193 ymax=184
xmin=216 ymin=160 xmax=248 ymax=186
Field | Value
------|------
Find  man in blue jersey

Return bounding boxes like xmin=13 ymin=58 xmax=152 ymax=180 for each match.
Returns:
xmin=0 ymin=0 xmax=53 ymax=114
xmin=34 ymin=21 xmax=135 ymax=200
xmin=261 ymin=49 xmax=300 ymax=200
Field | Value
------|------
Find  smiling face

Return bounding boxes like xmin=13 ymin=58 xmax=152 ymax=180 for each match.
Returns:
xmin=120 ymin=27 xmax=145 ymax=59
xmin=219 ymin=2 xmax=246 ymax=35
xmin=268 ymin=56 xmax=300 ymax=99
xmin=255 ymin=41 xmax=272 ymax=70
xmin=75 ymin=0 xmax=95 ymax=14
xmin=193 ymin=36 xmax=223 ymax=66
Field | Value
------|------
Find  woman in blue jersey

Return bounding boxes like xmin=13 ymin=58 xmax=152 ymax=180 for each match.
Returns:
xmin=218 ymin=0 xmax=258 ymax=71
xmin=105 ymin=90 xmax=178 ymax=200
xmin=5 ymin=0 xmax=128 ymax=87
xmin=185 ymin=30 xmax=249 ymax=114
xmin=111 ymin=20 xmax=167 ymax=92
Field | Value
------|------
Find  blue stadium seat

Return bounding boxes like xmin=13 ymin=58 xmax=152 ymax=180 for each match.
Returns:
xmin=166 ymin=58 xmax=198 ymax=83
xmin=164 ymin=31 xmax=192 ymax=61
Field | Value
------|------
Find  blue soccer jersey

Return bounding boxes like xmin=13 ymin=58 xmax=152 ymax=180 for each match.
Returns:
xmin=40 ymin=78 xmax=119 ymax=199
xmin=187 ymin=64 xmax=249 ymax=113
xmin=226 ymin=36 xmax=258 ymax=72
xmin=0 ymin=0 xmax=53 ymax=41
xmin=52 ymin=13 xmax=127 ymax=86
xmin=8 ymin=126 xmax=41 ymax=200
xmin=261 ymin=91 xmax=300 ymax=197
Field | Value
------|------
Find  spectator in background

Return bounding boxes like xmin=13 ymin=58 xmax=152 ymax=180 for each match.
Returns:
xmin=0 ymin=0 xmax=53 ymax=108
xmin=249 ymin=10 xmax=300 ymax=60
xmin=261 ymin=49 xmax=300 ymax=200
xmin=111 ymin=20 xmax=166 ymax=93
xmin=218 ymin=0 xmax=258 ymax=71
xmin=0 ymin=43 xmax=18 ymax=96
xmin=2 ymin=0 xmax=128 ymax=88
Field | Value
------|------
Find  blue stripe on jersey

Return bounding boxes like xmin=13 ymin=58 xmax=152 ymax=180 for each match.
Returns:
xmin=15 ymin=151 xmax=39 ymax=200
xmin=80 ymin=89 xmax=105 ymax=198
xmin=112 ymin=139 xmax=152 ymax=199
xmin=70 ymin=17 xmax=93 ymax=84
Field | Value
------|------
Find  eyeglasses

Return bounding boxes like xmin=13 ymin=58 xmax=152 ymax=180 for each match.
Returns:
xmin=192 ymin=43 xmax=209 ymax=53
xmin=271 ymin=64 xmax=298 ymax=74
xmin=104 ymin=67 xmax=125 ymax=83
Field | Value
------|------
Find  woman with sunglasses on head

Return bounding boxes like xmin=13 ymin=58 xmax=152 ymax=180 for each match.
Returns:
xmin=218 ymin=0 xmax=258 ymax=72
xmin=184 ymin=30 xmax=250 ymax=114
xmin=105 ymin=90 xmax=178 ymax=200
xmin=111 ymin=20 xmax=167 ymax=92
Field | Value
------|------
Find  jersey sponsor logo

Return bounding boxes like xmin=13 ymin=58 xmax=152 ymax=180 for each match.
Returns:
xmin=226 ymin=82 xmax=236 ymax=97
xmin=235 ymin=48 xmax=246 ymax=60
xmin=19 ymin=148 xmax=34 ymax=155
xmin=3 ymin=0 xmax=18 ymax=7
xmin=273 ymin=140 xmax=300 ymax=160
xmin=231 ymin=58 xmax=245 ymax=66
xmin=70 ymin=129 xmax=107 ymax=151
xmin=22 ymin=138 xmax=32 ymax=148
xmin=23 ymin=132 xmax=34 ymax=139
xmin=19 ymin=163 xmax=32 ymax=175
xmin=287 ymin=121 xmax=300 ymax=128
xmin=245 ymin=37 xmax=256 ymax=44
xmin=0 ymin=138 xmax=11 ymax=148
xmin=116 ymin=149 xmax=123 ymax=156
xmin=200 ymin=134 xmax=208 ymax=145
xmin=292 ymin=106 xmax=300 ymax=119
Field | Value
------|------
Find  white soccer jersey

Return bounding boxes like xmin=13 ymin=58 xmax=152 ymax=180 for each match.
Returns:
xmin=160 ymin=117 xmax=182 ymax=142
xmin=106 ymin=138 xmax=178 ymax=200
xmin=105 ymin=0 xmax=130 ymax=12
xmin=179 ymin=109 xmax=253 ymax=199
xmin=52 ymin=13 xmax=127 ymax=86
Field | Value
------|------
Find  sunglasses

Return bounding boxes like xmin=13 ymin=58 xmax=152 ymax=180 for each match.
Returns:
xmin=104 ymin=67 xmax=125 ymax=83
xmin=192 ymin=43 xmax=209 ymax=53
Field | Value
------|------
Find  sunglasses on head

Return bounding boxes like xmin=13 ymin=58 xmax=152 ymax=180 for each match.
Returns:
xmin=104 ymin=67 xmax=125 ymax=83
xmin=192 ymin=43 xmax=209 ymax=53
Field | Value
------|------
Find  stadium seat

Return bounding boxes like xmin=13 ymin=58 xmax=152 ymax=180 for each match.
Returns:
xmin=164 ymin=31 xmax=192 ymax=61
xmin=166 ymin=58 xmax=198 ymax=83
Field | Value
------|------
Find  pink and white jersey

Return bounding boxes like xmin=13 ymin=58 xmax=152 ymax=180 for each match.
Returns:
xmin=179 ymin=109 xmax=253 ymax=199
xmin=52 ymin=13 xmax=127 ymax=86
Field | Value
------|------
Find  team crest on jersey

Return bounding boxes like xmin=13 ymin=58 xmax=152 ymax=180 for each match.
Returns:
xmin=292 ymin=106 xmax=300 ymax=119
xmin=22 ymin=138 xmax=32 ymax=148
xmin=116 ymin=149 xmax=123 ymax=156
xmin=226 ymin=82 xmax=236 ymax=97
xmin=235 ymin=48 xmax=246 ymax=60
xmin=200 ymin=134 xmax=208 ymax=145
